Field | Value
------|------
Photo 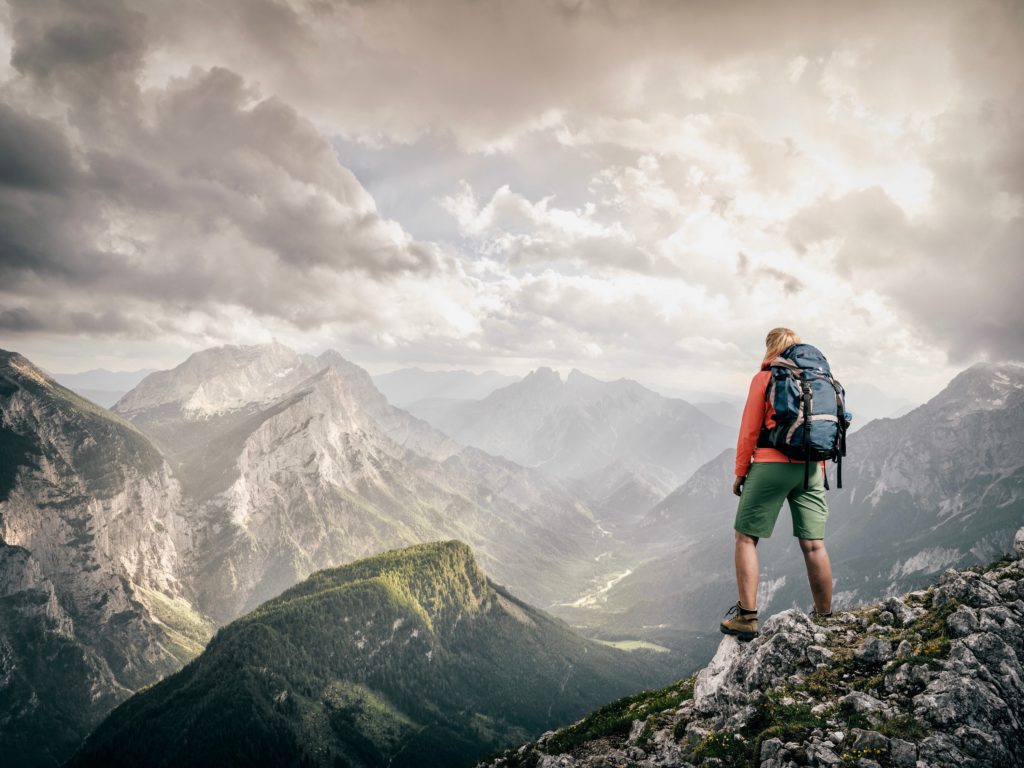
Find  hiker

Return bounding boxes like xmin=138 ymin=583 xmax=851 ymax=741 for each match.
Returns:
xmin=720 ymin=327 xmax=848 ymax=641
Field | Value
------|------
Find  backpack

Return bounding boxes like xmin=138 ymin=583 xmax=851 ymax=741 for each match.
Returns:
xmin=756 ymin=343 xmax=851 ymax=490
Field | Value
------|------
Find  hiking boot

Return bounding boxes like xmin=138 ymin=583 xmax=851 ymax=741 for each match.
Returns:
xmin=809 ymin=607 xmax=834 ymax=625
xmin=720 ymin=602 xmax=759 ymax=641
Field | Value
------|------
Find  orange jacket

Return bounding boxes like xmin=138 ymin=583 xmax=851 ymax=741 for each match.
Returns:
xmin=734 ymin=359 xmax=826 ymax=477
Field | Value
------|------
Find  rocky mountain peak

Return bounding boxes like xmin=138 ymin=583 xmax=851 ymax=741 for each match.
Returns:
xmin=566 ymin=367 xmax=594 ymax=383
xmin=1 ymin=349 xmax=46 ymax=383
xmin=565 ymin=368 xmax=607 ymax=399
xmin=113 ymin=341 xmax=321 ymax=418
xmin=482 ymin=527 xmax=1024 ymax=768
xmin=928 ymin=360 xmax=1024 ymax=418
xmin=523 ymin=366 xmax=563 ymax=387
xmin=317 ymin=348 xmax=376 ymax=385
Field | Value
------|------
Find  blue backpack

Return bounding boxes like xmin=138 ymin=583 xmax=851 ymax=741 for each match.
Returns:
xmin=757 ymin=343 xmax=851 ymax=490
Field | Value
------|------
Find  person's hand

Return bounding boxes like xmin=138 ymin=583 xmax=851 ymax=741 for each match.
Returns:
xmin=732 ymin=476 xmax=745 ymax=497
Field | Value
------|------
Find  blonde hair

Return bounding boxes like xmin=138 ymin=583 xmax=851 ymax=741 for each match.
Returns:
xmin=764 ymin=327 xmax=801 ymax=362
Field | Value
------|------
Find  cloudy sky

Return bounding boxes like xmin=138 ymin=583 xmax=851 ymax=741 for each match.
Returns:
xmin=1 ymin=0 xmax=1021 ymax=402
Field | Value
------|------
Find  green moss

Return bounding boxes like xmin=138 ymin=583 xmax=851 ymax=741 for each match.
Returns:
xmin=690 ymin=729 xmax=748 ymax=763
xmin=873 ymin=713 xmax=930 ymax=741
xmin=542 ymin=676 xmax=695 ymax=755
xmin=840 ymin=745 xmax=890 ymax=764
xmin=743 ymin=692 xmax=833 ymax=763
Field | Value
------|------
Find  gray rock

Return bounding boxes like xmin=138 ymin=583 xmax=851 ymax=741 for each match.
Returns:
xmin=917 ymin=733 xmax=969 ymax=766
xmin=723 ymin=704 xmax=757 ymax=730
xmin=855 ymin=636 xmax=894 ymax=664
xmin=1014 ymin=526 xmax=1024 ymax=557
xmin=538 ymin=755 xmax=575 ymax=768
xmin=913 ymin=650 xmax=1007 ymax=734
xmin=851 ymin=728 xmax=889 ymax=751
xmin=885 ymin=662 xmax=933 ymax=695
xmin=953 ymin=723 xmax=1006 ymax=764
xmin=882 ymin=596 xmax=919 ymax=627
xmin=997 ymin=579 xmax=1020 ymax=600
xmin=840 ymin=690 xmax=886 ymax=716
xmin=624 ymin=745 xmax=646 ymax=760
xmin=932 ymin=571 xmax=1002 ymax=610
xmin=760 ymin=737 xmax=784 ymax=760
xmin=945 ymin=604 xmax=978 ymax=637
xmin=889 ymin=738 xmax=917 ymax=767
xmin=893 ymin=639 xmax=914 ymax=659
xmin=681 ymin=722 xmax=709 ymax=747
xmin=811 ymin=744 xmax=842 ymax=766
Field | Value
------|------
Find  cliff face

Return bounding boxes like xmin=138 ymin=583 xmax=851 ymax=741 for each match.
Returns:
xmin=481 ymin=528 xmax=1024 ymax=768
xmin=0 ymin=351 xmax=214 ymax=767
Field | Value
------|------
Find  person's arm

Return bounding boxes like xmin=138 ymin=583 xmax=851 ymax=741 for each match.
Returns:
xmin=734 ymin=371 xmax=768 ymax=479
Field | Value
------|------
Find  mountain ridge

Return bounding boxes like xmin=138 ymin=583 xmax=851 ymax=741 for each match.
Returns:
xmin=403 ymin=363 xmax=734 ymax=526
xmin=109 ymin=341 xmax=620 ymax=622
xmin=68 ymin=540 xmax=677 ymax=768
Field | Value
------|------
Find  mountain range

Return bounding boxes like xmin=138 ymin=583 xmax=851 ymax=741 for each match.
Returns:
xmin=68 ymin=541 xmax=674 ymax=768
xmin=1 ymin=343 xmax=677 ymax=766
xmin=404 ymin=366 xmax=733 ymax=531
xmin=110 ymin=342 xmax=617 ymax=620
xmin=3 ymin=339 xmax=1022 ymax=767
xmin=562 ymin=361 xmax=1024 ymax=646
xmin=371 ymin=366 xmax=520 ymax=406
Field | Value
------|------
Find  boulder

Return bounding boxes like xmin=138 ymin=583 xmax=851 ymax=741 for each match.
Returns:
xmin=854 ymin=636 xmax=893 ymax=664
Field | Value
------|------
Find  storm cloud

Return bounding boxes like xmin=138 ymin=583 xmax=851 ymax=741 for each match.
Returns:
xmin=1 ymin=0 xmax=440 ymax=338
xmin=0 ymin=0 xmax=1020 ymax=397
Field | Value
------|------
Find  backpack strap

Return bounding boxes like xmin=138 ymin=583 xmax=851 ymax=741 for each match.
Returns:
xmin=801 ymin=372 xmax=812 ymax=490
xmin=832 ymin=379 xmax=847 ymax=490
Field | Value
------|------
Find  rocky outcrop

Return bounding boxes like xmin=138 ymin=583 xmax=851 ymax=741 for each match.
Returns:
xmin=480 ymin=527 xmax=1024 ymax=768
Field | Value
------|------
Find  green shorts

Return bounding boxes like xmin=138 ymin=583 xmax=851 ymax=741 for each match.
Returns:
xmin=734 ymin=461 xmax=829 ymax=540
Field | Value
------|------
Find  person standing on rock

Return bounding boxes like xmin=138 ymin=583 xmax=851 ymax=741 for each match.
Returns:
xmin=720 ymin=327 xmax=844 ymax=641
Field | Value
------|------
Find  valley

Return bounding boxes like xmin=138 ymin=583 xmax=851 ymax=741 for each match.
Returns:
xmin=3 ymin=343 xmax=1022 ymax=767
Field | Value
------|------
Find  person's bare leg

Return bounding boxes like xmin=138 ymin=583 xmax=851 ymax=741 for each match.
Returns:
xmin=799 ymin=538 xmax=833 ymax=613
xmin=734 ymin=530 xmax=760 ymax=610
